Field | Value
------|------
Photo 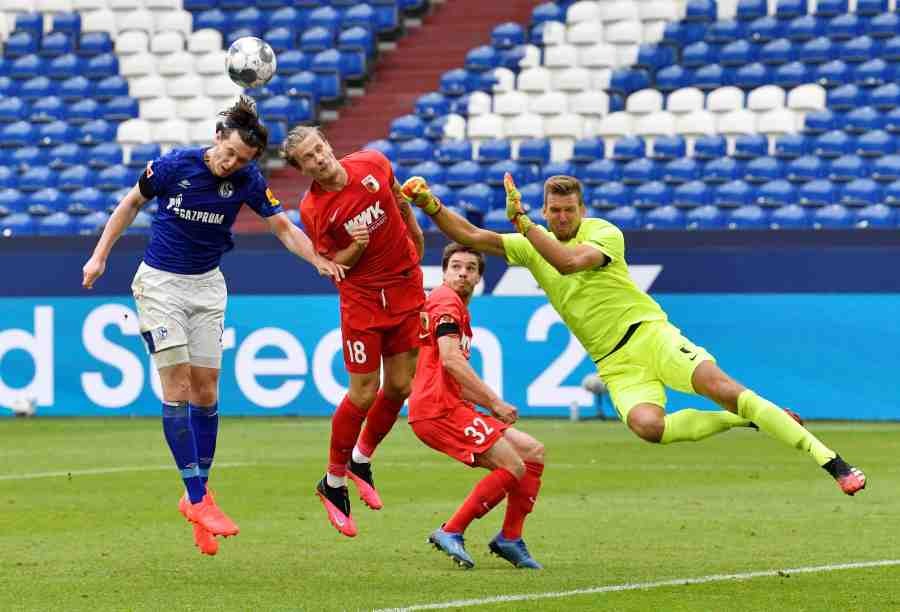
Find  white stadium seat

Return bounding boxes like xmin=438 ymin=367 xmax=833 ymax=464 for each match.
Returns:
xmin=787 ymin=84 xmax=826 ymax=112
xmin=157 ymin=50 xmax=194 ymax=76
xmin=467 ymin=91 xmax=493 ymax=116
xmin=116 ymin=30 xmax=150 ymax=55
xmin=666 ymin=87 xmax=705 ymax=114
xmin=440 ymin=114 xmax=467 ymax=141
xmin=635 ymin=111 xmax=676 ymax=137
xmin=639 ymin=0 xmax=679 ymax=21
xmin=150 ymin=30 xmax=184 ymax=55
xmin=178 ymin=96 xmax=216 ymax=121
xmin=194 ymin=51 xmax=227 ymax=76
xmin=642 ymin=20 xmax=668 ymax=44
xmin=119 ymin=52 xmax=157 ymax=78
xmin=203 ymin=74 xmax=242 ymax=98
xmin=155 ymin=10 xmax=192 ymax=37
xmin=605 ymin=20 xmax=642 ymax=45
xmin=717 ymin=108 xmax=757 ymax=136
xmin=82 ymin=9 xmax=118 ymax=35
xmin=467 ymin=113 xmax=505 ymax=140
xmin=540 ymin=20 xmax=567 ymax=46
xmin=144 ymin=0 xmax=180 ymax=10
xmin=603 ymin=1 xmax=640 ymax=23
xmin=544 ymin=44 xmax=579 ymax=69
xmin=117 ymin=9 xmax=154 ymax=34
xmin=491 ymin=67 xmax=516 ymax=93
xmin=706 ymin=86 xmax=745 ymax=114
xmin=554 ymin=66 xmax=592 ymax=92
xmin=73 ymin=0 xmax=106 ymax=10
xmin=757 ymin=108 xmax=799 ymax=136
xmin=594 ymin=111 xmax=634 ymax=139
xmin=130 ymin=74 xmax=167 ymax=100
xmin=569 ymin=90 xmax=610 ymax=116
xmin=167 ymin=73 xmax=204 ymax=99
xmin=188 ymin=29 xmax=222 ymax=55
xmin=546 ymin=113 xmax=585 ymax=161
xmin=747 ymin=85 xmax=786 ymax=112
xmin=109 ymin=0 xmax=141 ymax=10
xmin=153 ymin=119 xmax=191 ymax=146
xmin=494 ymin=91 xmax=529 ymax=116
xmin=567 ymin=0 xmax=601 ymax=23
xmin=626 ymin=88 xmax=664 ymax=114
xmin=117 ymin=118 xmax=153 ymax=145
xmin=517 ymin=44 xmax=543 ymax=69
xmin=505 ymin=112 xmax=545 ymax=140
xmin=517 ymin=67 xmax=553 ymax=94
xmin=36 ymin=0 xmax=74 ymax=12
xmin=717 ymin=0 xmax=739 ymax=19
xmin=579 ymin=42 xmax=617 ymax=69
xmin=141 ymin=97 xmax=178 ymax=122
xmin=567 ymin=20 xmax=603 ymax=46
xmin=676 ymin=110 xmax=717 ymax=136
xmin=615 ymin=43 xmax=640 ymax=67
xmin=530 ymin=91 xmax=569 ymax=116
xmin=189 ymin=118 xmax=218 ymax=145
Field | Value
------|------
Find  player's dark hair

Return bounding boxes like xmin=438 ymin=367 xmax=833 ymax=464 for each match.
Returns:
xmin=280 ymin=125 xmax=328 ymax=169
xmin=442 ymin=243 xmax=485 ymax=276
xmin=544 ymin=175 xmax=584 ymax=207
xmin=217 ymin=96 xmax=268 ymax=159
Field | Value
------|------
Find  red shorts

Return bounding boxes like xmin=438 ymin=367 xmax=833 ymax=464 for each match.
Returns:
xmin=341 ymin=308 xmax=421 ymax=373
xmin=410 ymin=403 xmax=508 ymax=466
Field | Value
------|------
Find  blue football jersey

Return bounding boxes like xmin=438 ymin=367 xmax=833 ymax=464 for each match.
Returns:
xmin=141 ymin=148 xmax=283 ymax=274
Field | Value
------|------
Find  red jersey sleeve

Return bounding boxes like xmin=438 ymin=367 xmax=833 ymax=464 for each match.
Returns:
xmin=428 ymin=288 xmax=465 ymax=338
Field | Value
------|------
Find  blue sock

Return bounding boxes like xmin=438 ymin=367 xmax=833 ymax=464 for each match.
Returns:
xmin=190 ymin=402 xmax=219 ymax=485
xmin=162 ymin=400 xmax=205 ymax=503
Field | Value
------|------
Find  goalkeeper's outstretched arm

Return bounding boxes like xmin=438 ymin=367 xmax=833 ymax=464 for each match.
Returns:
xmin=400 ymin=177 xmax=506 ymax=258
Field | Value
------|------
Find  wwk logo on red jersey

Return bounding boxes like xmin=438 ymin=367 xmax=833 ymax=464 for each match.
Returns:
xmin=361 ymin=174 xmax=380 ymax=193
xmin=343 ymin=201 xmax=384 ymax=233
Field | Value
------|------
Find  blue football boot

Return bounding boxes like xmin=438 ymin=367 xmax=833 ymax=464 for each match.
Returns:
xmin=488 ymin=533 xmax=543 ymax=569
xmin=428 ymin=527 xmax=474 ymax=569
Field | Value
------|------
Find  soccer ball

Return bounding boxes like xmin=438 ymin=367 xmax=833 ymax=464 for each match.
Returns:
xmin=226 ymin=36 xmax=277 ymax=89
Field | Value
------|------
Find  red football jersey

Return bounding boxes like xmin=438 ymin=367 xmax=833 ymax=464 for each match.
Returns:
xmin=300 ymin=150 xmax=421 ymax=306
xmin=408 ymin=285 xmax=474 ymax=423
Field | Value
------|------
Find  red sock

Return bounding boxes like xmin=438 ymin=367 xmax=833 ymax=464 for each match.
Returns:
xmin=501 ymin=462 xmax=543 ymax=540
xmin=328 ymin=395 xmax=366 ymax=477
xmin=356 ymin=390 xmax=403 ymax=458
xmin=444 ymin=468 xmax=518 ymax=534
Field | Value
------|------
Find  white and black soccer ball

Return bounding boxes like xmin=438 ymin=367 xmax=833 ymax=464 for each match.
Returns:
xmin=226 ymin=36 xmax=277 ymax=89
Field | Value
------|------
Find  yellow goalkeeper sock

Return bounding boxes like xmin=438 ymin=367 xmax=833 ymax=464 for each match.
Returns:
xmin=660 ymin=409 xmax=751 ymax=444
xmin=737 ymin=389 xmax=836 ymax=466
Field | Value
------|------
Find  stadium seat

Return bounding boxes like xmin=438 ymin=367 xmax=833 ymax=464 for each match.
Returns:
xmin=872 ymin=154 xmax=900 ymax=182
xmin=770 ymin=203 xmax=811 ymax=228
xmin=604 ymin=205 xmax=642 ymax=229
xmin=662 ymin=157 xmax=701 ymax=184
xmin=0 ymin=212 xmax=38 ymax=235
xmin=787 ymin=155 xmax=826 ymax=182
xmin=673 ymin=180 xmax=711 ymax=208
xmin=456 ymin=183 xmax=493 ymax=216
xmin=67 ymin=187 xmax=105 ymax=215
xmin=591 ymin=182 xmax=631 ymax=210
xmin=644 ymin=204 xmax=685 ymax=229
xmin=477 ymin=139 xmax=512 ymax=164
xmin=813 ymin=203 xmax=853 ymax=228
xmin=518 ymin=138 xmax=551 ymax=165
xmin=445 ymin=161 xmax=483 ymax=187
xmin=436 ymin=140 xmax=472 ymax=165
xmin=686 ymin=204 xmax=725 ymax=229
xmin=841 ymin=178 xmax=882 ymax=206
xmin=746 ymin=156 xmax=782 ymax=183
xmin=728 ymin=203 xmax=769 ymax=228
xmin=799 ymin=178 xmax=839 ymax=206
xmin=855 ymin=203 xmax=895 ymax=227
xmin=632 ymin=181 xmax=672 ymax=209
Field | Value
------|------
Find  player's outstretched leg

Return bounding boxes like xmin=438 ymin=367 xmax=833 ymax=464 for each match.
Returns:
xmin=179 ymin=494 xmax=219 ymax=556
xmin=822 ymin=455 xmax=867 ymax=495
xmin=428 ymin=526 xmax=474 ymax=569
xmin=316 ymin=477 xmax=357 ymax=537
xmin=347 ymin=456 xmax=382 ymax=510
xmin=488 ymin=533 xmax=542 ymax=569
xmin=184 ymin=489 xmax=240 ymax=537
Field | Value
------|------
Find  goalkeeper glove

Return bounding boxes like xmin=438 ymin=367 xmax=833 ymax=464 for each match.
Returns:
xmin=504 ymin=172 xmax=534 ymax=235
xmin=400 ymin=176 xmax=442 ymax=216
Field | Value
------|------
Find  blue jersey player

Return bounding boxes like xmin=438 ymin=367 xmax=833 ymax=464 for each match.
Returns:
xmin=82 ymin=97 xmax=345 ymax=556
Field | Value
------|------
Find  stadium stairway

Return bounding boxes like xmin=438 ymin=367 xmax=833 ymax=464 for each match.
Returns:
xmin=236 ymin=0 xmax=542 ymax=232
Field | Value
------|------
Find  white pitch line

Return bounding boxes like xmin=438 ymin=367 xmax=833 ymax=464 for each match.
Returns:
xmin=0 ymin=462 xmax=255 ymax=481
xmin=374 ymin=559 xmax=900 ymax=612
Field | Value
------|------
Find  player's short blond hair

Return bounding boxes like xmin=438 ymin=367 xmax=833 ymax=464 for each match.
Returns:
xmin=280 ymin=125 xmax=328 ymax=169
xmin=543 ymin=175 xmax=585 ymax=207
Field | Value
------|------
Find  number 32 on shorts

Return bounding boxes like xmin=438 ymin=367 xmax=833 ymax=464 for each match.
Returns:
xmin=346 ymin=340 xmax=367 ymax=364
xmin=463 ymin=416 xmax=494 ymax=445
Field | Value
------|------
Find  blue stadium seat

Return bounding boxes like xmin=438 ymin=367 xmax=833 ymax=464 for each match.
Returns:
xmin=857 ymin=0 xmax=888 ymax=17
xmin=104 ymin=97 xmax=139 ymax=122
xmin=194 ymin=9 xmax=229 ymax=31
xmin=85 ymin=53 xmax=118 ymax=80
xmin=78 ymin=32 xmax=113 ymax=57
xmin=612 ymin=136 xmax=645 ymax=161
xmin=232 ymin=8 xmax=265 ymax=35
xmin=786 ymin=15 xmax=824 ymax=42
xmin=41 ymin=31 xmax=74 ymax=58
xmin=264 ymin=27 xmax=294 ymax=55
xmin=439 ymin=69 xmax=471 ymax=97
xmin=0 ymin=121 xmax=36 ymax=147
xmin=685 ymin=0 xmax=716 ymax=22
xmin=855 ymin=58 xmax=893 ymax=88
xmin=184 ymin=0 xmax=217 ymax=10
xmin=67 ymin=186 xmax=105 ymax=215
xmin=715 ymin=179 xmax=755 ymax=207
xmin=737 ymin=0 xmax=767 ymax=22
xmin=644 ymin=205 xmax=685 ymax=229
xmin=58 ymin=165 xmax=95 ymax=191
xmin=59 ymin=76 xmax=90 ymax=102
xmin=497 ymin=45 xmax=527 ymax=71
xmin=813 ymin=130 xmax=853 ymax=158
xmin=127 ymin=143 xmax=161 ymax=168
xmin=827 ymin=14 xmax=865 ymax=41
xmin=883 ymin=35 xmax=900 ymax=60
xmin=38 ymin=120 xmax=75 ymax=147
xmin=277 ymin=50 xmax=310 ymax=75
xmin=815 ymin=0 xmax=847 ymax=16
xmin=622 ymin=158 xmax=659 ymax=185
xmin=663 ymin=157 xmax=701 ymax=184
xmin=477 ymin=139 xmax=512 ymax=164
xmin=284 ymin=71 xmax=320 ymax=106
xmin=483 ymin=207 xmax=510 ymax=231
xmin=746 ymin=156 xmax=782 ymax=183
xmin=787 ymin=155 xmax=826 ymax=182
xmin=429 ymin=183 xmax=457 ymax=207
xmin=591 ymin=182 xmax=631 ymax=209
xmin=389 ymin=114 xmax=425 ymax=141
xmin=342 ymin=3 xmax=376 ymax=32
xmin=517 ymin=182 xmax=543 ymax=211
xmin=748 ymin=16 xmax=783 ymax=43
xmin=300 ymin=27 xmax=335 ymax=54
xmin=774 ymin=133 xmax=808 ymax=159
xmin=633 ymin=181 xmax=672 ymax=208
xmin=445 ymin=160 xmax=483 ymax=187
xmin=828 ymin=154 xmax=868 ymax=182
xmin=268 ymin=7 xmax=303 ymax=31
xmin=46 ymin=53 xmax=84 ymax=80
xmin=855 ymin=203 xmax=895 ymax=227
xmin=734 ymin=62 xmax=771 ymax=89
xmin=311 ymin=48 xmax=367 ymax=82
xmin=802 ymin=109 xmax=836 ymax=134
xmin=706 ymin=19 xmax=745 ymax=45
xmin=28 ymin=187 xmax=67 ymax=215
xmin=682 ymin=41 xmax=716 ymax=68
xmin=266 ymin=122 xmax=286 ymax=147
xmin=770 ymin=203 xmax=811 ymax=228
xmin=12 ymin=145 xmax=48 ymax=168
xmin=87 ymin=143 xmax=124 ymax=168
xmin=492 ymin=22 xmax=526 ymax=49
xmin=844 ymin=106 xmax=881 ymax=133
xmin=757 ymin=179 xmax=797 ymax=206
xmin=338 ymin=26 xmax=376 ymax=59
xmin=694 ymin=135 xmax=728 ymax=160
xmin=857 ymin=129 xmax=893 ymax=157
xmin=651 ymin=135 xmax=686 ymax=161
xmin=436 ymin=140 xmax=472 ymax=164
xmin=693 ymin=64 xmax=726 ymax=91
xmin=604 ymin=205 xmax=643 ymax=229
xmin=813 ymin=203 xmax=853 ymax=227
xmin=869 ymin=12 xmax=900 ymax=39
xmin=842 ymin=36 xmax=880 ymax=63
xmin=870 ymin=83 xmax=900 ymax=110
xmin=728 ymin=204 xmax=769 ymax=228
xmin=0 ymin=97 xmax=25 ymax=123
xmin=774 ymin=61 xmax=811 ymax=88
xmin=363 ymin=138 xmax=395 ymax=160
xmin=456 ymin=183 xmax=493 ymax=215
xmin=635 ymin=44 xmax=676 ymax=71
xmin=517 ymin=139 xmax=551 ymax=165
xmin=885 ymin=107 xmax=900 ymax=133
xmin=408 ymin=161 xmax=445 ymax=186
xmin=760 ymin=38 xmax=795 ymax=65
xmin=52 ymin=12 xmax=81 ymax=36
xmin=16 ymin=13 xmax=43 ymax=39
xmin=5 ymin=32 xmax=39 ymax=58
xmin=582 ymin=159 xmax=621 ymax=185
xmin=799 ymin=36 xmax=835 ymax=64
xmin=673 ymin=180 xmax=710 ymax=208
xmin=885 ymin=178 xmax=900 ymax=204
xmin=799 ymin=178 xmax=839 ymax=205
xmin=487 ymin=159 xmax=535 ymax=187
xmin=0 ymin=187 xmax=25 ymax=215
xmin=11 ymin=54 xmax=47 ymax=80
xmin=540 ymin=161 xmax=575 ymax=181
xmin=0 ymin=212 xmax=37 ymax=235
xmin=465 ymin=45 xmax=500 ymax=73
xmin=720 ymin=39 xmax=757 ymax=66
xmin=396 ymin=137 xmax=433 ymax=164
xmin=571 ymin=137 xmax=605 ymax=163
xmin=655 ymin=65 xmax=693 ymax=92
xmin=686 ymin=204 xmax=725 ymax=228
xmin=96 ymin=165 xmax=132 ymax=191
xmin=96 ymin=75 xmax=129 ymax=101
xmin=66 ymin=99 xmax=100 ymax=125
xmin=816 ymin=59 xmax=852 ymax=88
xmin=734 ymin=135 xmax=768 ymax=159
xmin=308 ymin=5 xmax=341 ymax=31
xmin=871 ymin=154 xmax=900 ymax=181
xmin=841 ymin=178 xmax=882 ymax=205
xmin=0 ymin=167 xmax=16 ymax=190
xmin=76 ymin=211 xmax=109 ymax=235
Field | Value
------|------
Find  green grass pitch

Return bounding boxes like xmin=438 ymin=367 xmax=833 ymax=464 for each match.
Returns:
xmin=2 ymin=417 xmax=898 ymax=611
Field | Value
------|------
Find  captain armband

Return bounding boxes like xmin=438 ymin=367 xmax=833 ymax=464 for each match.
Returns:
xmin=435 ymin=317 xmax=460 ymax=338
xmin=137 ymin=166 xmax=157 ymax=198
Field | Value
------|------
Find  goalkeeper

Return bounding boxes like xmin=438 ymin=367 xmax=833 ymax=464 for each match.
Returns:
xmin=400 ymin=173 xmax=866 ymax=496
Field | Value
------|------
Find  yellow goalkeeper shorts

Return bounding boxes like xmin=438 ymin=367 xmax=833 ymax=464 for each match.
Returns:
xmin=596 ymin=320 xmax=715 ymax=422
